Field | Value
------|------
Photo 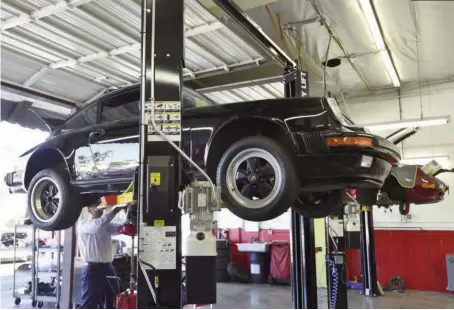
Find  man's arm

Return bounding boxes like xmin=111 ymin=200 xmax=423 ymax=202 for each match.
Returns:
xmin=78 ymin=207 xmax=124 ymax=235
xmin=105 ymin=203 xmax=137 ymax=235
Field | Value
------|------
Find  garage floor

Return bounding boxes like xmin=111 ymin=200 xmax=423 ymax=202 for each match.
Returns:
xmin=2 ymin=261 xmax=454 ymax=310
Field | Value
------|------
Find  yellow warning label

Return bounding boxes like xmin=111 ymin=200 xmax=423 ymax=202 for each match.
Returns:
xmin=154 ymin=220 xmax=164 ymax=226
xmin=150 ymin=172 xmax=161 ymax=185
xmin=361 ymin=205 xmax=370 ymax=211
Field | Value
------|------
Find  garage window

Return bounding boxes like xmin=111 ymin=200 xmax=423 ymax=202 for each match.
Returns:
xmin=64 ymin=105 xmax=98 ymax=130
xmin=101 ymin=90 xmax=140 ymax=123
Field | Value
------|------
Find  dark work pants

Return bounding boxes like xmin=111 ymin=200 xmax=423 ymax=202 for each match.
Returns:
xmin=78 ymin=263 xmax=119 ymax=309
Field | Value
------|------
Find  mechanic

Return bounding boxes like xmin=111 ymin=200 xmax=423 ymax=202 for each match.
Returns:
xmin=77 ymin=203 xmax=136 ymax=309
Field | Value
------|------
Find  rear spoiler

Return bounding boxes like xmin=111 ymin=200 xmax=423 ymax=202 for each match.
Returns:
xmin=386 ymin=127 xmax=420 ymax=145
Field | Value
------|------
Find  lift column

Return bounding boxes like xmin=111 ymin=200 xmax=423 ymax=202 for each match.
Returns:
xmin=284 ymin=64 xmax=317 ymax=309
xmin=137 ymin=0 xmax=184 ymax=308
xmin=357 ymin=189 xmax=380 ymax=297
xmin=325 ymin=211 xmax=348 ymax=309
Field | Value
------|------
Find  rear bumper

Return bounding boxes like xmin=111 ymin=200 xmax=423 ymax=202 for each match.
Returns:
xmin=297 ymin=153 xmax=392 ymax=191
xmin=293 ymin=131 xmax=399 ymax=191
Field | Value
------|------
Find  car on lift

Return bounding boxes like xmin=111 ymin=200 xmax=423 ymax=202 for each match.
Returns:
xmin=341 ymin=127 xmax=451 ymax=215
xmin=377 ymin=160 xmax=451 ymax=215
xmin=4 ymin=85 xmax=400 ymax=231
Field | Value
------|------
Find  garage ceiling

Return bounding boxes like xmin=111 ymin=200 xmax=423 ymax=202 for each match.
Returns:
xmin=2 ymin=0 xmax=454 ymax=110
xmin=1 ymin=0 xmax=266 ymax=108
xmin=238 ymin=0 xmax=454 ymax=96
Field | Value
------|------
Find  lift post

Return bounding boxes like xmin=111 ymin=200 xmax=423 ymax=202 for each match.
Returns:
xmin=284 ymin=64 xmax=317 ymax=309
xmin=325 ymin=212 xmax=348 ymax=309
xmin=357 ymin=189 xmax=379 ymax=297
xmin=359 ymin=206 xmax=379 ymax=297
xmin=137 ymin=0 xmax=184 ymax=307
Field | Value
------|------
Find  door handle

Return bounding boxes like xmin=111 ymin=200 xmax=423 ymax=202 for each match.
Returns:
xmin=89 ymin=129 xmax=105 ymax=139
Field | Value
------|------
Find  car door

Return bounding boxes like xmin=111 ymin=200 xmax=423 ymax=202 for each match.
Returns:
xmin=88 ymin=88 xmax=140 ymax=182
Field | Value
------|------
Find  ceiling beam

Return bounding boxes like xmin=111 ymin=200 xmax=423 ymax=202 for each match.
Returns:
xmin=1 ymin=81 xmax=78 ymax=109
xmin=23 ymin=67 xmax=50 ymax=87
xmin=1 ymin=0 xmax=95 ymax=31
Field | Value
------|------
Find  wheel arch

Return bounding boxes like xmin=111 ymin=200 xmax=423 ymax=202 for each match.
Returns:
xmin=205 ymin=117 xmax=298 ymax=180
xmin=24 ymin=148 xmax=70 ymax=190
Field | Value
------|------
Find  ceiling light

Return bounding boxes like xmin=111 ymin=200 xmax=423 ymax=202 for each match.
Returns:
xmin=400 ymin=156 xmax=450 ymax=165
xmin=359 ymin=0 xmax=400 ymax=87
xmin=360 ymin=116 xmax=450 ymax=131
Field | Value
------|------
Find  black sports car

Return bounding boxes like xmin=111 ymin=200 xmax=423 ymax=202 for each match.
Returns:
xmin=4 ymin=85 xmax=400 ymax=231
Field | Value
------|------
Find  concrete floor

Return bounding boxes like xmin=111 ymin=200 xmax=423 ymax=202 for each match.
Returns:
xmin=2 ymin=262 xmax=454 ymax=309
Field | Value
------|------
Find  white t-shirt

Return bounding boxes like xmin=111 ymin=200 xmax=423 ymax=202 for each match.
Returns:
xmin=77 ymin=211 xmax=119 ymax=263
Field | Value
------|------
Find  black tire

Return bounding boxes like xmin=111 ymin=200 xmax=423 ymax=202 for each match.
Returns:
xmin=15 ymin=298 xmax=21 ymax=305
xmin=32 ymin=300 xmax=37 ymax=307
xmin=38 ymin=301 xmax=44 ymax=308
xmin=226 ymin=263 xmax=249 ymax=283
xmin=216 ymin=136 xmax=299 ymax=222
xmin=55 ymin=303 xmax=60 ymax=309
xmin=27 ymin=168 xmax=80 ymax=231
xmin=292 ymin=189 xmax=345 ymax=218
xmin=216 ymin=257 xmax=229 ymax=269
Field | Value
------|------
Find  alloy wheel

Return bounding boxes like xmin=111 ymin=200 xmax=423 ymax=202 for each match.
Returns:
xmin=226 ymin=148 xmax=283 ymax=209
xmin=30 ymin=177 xmax=61 ymax=223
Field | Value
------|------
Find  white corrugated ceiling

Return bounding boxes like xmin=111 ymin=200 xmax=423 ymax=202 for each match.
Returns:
xmin=242 ymin=0 xmax=454 ymax=96
xmin=1 ymin=0 xmax=264 ymax=106
xmin=2 ymin=0 xmax=454 ymax=107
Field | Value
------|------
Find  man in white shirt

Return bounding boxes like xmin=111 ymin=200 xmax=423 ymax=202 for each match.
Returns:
xmin=77 ymin=204 xmax=135 ymax=309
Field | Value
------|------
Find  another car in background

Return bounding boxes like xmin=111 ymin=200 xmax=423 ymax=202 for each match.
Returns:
xmin=377 ymin=161 xmax=451 ymax=215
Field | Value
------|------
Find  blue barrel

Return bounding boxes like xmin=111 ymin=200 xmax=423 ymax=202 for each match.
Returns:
xmin=249 ymin=252 xmax=270 ymax=284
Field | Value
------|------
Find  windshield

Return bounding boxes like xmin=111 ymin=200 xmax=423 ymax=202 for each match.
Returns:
xmin=421 ymin=160 xmax=443 ymax=176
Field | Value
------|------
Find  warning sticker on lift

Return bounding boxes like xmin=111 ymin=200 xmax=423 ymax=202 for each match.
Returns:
xmin=154 ymin=220 xmax=164 ymax=226
xmin=150 ymin=172 xmax=161 ymax=185
xmin=140 ymin=226 xmax=177 ymax=270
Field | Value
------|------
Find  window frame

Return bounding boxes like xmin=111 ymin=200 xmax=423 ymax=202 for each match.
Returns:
xmin=62 ymin=102 xmax=99 ymax=131
xmin=99 ymin=89 xmax=141 ymax=125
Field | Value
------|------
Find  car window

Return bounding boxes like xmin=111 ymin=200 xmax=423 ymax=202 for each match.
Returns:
xmin=101 ymin=90 xmax=140 ymax=123
xmin=64 ymin=104 xmax=98 ymax=130
xmin=183 ymin=89 xmax=214 ymax=109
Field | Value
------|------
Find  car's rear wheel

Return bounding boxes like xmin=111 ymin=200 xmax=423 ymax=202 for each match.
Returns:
xmin=292 ymin=189 xmax=345 ymax=218
xmin=216 ymin=136 xmax=299 ymax=222
xmin=27 ymin=168 xmax=80 ymax=231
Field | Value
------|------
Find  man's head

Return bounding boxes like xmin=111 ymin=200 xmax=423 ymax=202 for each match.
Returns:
xmin=87 ymin=206 xmax=103 ymax=219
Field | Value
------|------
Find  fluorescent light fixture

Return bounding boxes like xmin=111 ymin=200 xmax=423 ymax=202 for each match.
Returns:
xmin=359 ymin=0 xmax=400 ymax=87
xmin=400 ymin=156 xmax=450 ymax=165
xmin=360 ymin=116 xmax=450 ymax=131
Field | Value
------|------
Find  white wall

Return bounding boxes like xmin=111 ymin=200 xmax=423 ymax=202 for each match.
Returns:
xmin=0 ymin=122 xmax=49 ymax=228
xmin=347 ymin=81 xmax=454 ymax=229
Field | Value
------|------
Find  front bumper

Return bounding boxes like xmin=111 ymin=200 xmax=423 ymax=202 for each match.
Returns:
xmin=4 ymin=171 xmax=26 ymax=194
xmin=293 ymin=131 xmax=400 ymax=191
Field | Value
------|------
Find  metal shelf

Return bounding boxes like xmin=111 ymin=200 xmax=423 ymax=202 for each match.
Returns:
xmin=36 ymin=295 xmax=58 ymax=302
xmin=36 ymin=271 xmax=60 ymax=277
xmin=36 ymin=247 xmax=62 ymax=253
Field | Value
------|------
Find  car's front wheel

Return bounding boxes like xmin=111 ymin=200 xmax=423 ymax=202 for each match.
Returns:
xmin=27 ymin=168 xmax=81 ymax=231
xmin=216 ymin=136 xmax=299 ymax=222
xmin=292 ymin=189 xmax=345 ymax=218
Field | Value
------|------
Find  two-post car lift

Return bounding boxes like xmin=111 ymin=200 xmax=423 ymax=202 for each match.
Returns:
xmin=58 ymin=0 xmax=379 ymax=308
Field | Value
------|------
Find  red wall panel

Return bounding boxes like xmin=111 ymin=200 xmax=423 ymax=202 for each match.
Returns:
xmin=227 ymin=227 xmax=454 ymax=292
xmin=346 ymin=230 xmax=454 ymax=293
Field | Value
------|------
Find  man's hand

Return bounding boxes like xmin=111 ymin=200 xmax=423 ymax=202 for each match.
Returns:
xmin=127 ymin=202 xmax=137 ymax=212
xmin=112 ymin=204 xmax=128 ymax=215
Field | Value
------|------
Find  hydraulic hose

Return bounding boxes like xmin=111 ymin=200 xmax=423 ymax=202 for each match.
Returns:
xmin=317 ymin=257 xmax=339 ymax=309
